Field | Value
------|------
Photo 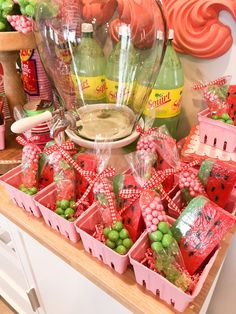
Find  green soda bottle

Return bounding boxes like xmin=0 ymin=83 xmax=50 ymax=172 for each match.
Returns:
xmin=144 ymin=29 xmax=184 ymax=138
xmin=105 ymin=24 xmax=139 ymax=106
xmin=133 ymin=30 xmax=164 ymax=114
xmin=72 ymin=23 xmax=106 ymax=104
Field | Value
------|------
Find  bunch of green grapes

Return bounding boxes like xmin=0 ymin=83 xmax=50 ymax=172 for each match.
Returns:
xmin=0 ymin=0 xmax=20 ymax=31
xmin=18 ymin=0 xmax=36 ymax=18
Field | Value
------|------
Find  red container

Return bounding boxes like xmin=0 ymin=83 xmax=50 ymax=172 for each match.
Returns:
xmin=167 ymin=190 xmax=184 ymax=219
xmin=75 ymin=204 xmax=129 ymax=274
xmin=34 ymin=183 xmax=80 ymax=243
xmin=129 ymin=231 xmax=218 ymax=312
xmin=198 ymin=108 xmax=236 ymax=152
xmin=0 ymin=165 xmax=41 ymax=217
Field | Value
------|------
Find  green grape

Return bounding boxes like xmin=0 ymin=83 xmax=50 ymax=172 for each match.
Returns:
xmin=108 ymin=230 xmax=119 ymax=242
xmin=2 ymin=0 xmax=14 ymax=14
xmin=29 ymin=187 xmax=38 ymax=194
xmin=119 ymin=229 xmax=129 ymax=239
xmin=103 ymin=227 xmax=111 ymax=238
xmin=25 ymin=4 xmax=35 ymax=17
xmin=221 ymin=113 xmax=230 ymax=121
xmin=116 ymin=239 xmax=123 ymax=246
xmin=112 ymin=221 xmax=123 ymax=232
xmin=105 ymin=239 xmax=116 ymax=249
xmin=64 ymin=208 xmax=74 ymax=218
xmin=18 ymin=0 xmax=27 ymax=6
xmin=56 ymin=208 xmax=64 ymax=215
xmin=149 ymin=230 xmax=163 ymax=242
xmin=122 ymin=238 xmax=133 ymax=249
xmin=115 ymin=245 xmax=127 ymax=255
xmin=60 ymin=200 xmax=70 ymax=210
xmin=162 ymin=234 xmax=173 ymax=248
xmin=158 ymin=222 xmax=169 ymax=234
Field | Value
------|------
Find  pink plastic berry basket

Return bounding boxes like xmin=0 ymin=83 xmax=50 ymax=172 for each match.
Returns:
xmin=75 ymin=203 xmax=129 ymax=274
xmin=0 ymin=165 xmax=42 ymax=217
xmin=34 ymin=183 xmax=80 ymax=243
xmin=198 ymin=108 xmax=236 ymax=152
xmin=129 ymin=231 xmax=218 ymax=312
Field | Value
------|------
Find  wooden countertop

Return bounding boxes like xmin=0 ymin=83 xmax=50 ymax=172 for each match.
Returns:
xmin=0 ymin=186 xmax=235 ymax=314
xmin=0 ymin=119 xmax=21 ymax=174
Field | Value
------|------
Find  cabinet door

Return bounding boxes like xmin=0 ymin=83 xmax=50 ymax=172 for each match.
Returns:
xmin=19 ymin=231 xmax=131 ymax=314
xmin=0 ymin=215 xmax=41 ymax=314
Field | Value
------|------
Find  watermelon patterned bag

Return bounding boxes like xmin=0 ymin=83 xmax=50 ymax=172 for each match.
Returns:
xmin=74 ymin=152 xmax=98 ymax=205
xmin=172 ymin=195 xmax=236 ymax=275
xmin=198 ymin=159 xmax=236 ymax=213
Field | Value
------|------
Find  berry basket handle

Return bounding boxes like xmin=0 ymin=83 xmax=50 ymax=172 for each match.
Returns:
xmin=11 ymin=111 xmax=53 ymax=134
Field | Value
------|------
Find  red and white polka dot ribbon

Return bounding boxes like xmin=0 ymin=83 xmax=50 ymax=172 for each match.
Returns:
xmin=44 ymin=141 xmax=118 ymax=223
xmin=44 ymin=141 xmax=75 ymax=155
xmin=16 ymin=135 xmax=41 ymax=152
xmin=136 ymin=125 xmax=157 ymax=136
xmin=75 ymin=167 xmax=118 ymax=224
xmin=193 ymin=77 xmax=227 ymax=91
xmin=137 ymin=125 xmax=176 ymax=145
xmin=119 ymin=160 xmax=200 ymax=215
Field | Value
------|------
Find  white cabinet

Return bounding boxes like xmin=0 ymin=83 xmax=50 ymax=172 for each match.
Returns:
xmin=20 ymin=231 xmax=130 ymax=314
xmin=0 ymin=215 xmax=130 ymax=314
xmin=0 ymin=215 xmax=40 ymax=314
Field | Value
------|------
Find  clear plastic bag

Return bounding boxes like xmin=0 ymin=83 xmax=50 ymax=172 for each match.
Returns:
xmin=20 ymin=142 xmax=41 ymax=194
xmin=52 ymin=151 xmax=76 ymax=220
xmin=92 ymin=139 xmax=119 ymax=226
xmin=193 ymin=76 xmax=232 ymax=119
xmin=148 ymin=220 xmax=193 ymax=292
xmin=171 ymin=195 xmax=236 ymax=275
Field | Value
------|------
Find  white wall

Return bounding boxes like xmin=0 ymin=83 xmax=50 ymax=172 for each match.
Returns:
xmin=178 ymin=11 xmax=236 ymax=314
xmin=177 ymin=10 xmax=236 ymax=139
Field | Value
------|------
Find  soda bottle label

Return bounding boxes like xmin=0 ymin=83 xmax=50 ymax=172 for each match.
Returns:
xmin=106 ymin=79 xmax=135 ymax=105
xmin=72 ymin=75 xmax=106 ymax=101
xmin=144 ymin=87 xmax=183 ymax=118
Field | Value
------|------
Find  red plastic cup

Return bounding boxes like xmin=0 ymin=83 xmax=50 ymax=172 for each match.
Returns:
xmin=0 ymin=122 xmax=5 ymax=150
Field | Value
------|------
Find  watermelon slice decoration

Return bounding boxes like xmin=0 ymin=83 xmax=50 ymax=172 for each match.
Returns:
xmin=73 ymin=153 xmax=98 ymax=204
xmin=227 ymin=85 xmax=236 ymax=126
xmin=172 ymin=196 xmax=236 ymax=275
xmin=113 ymin=173 xmax=144 ymax=242
xmin=38 ymin=152 xmax=54 ymax=189
xmin=157 ymin=157 xmax=174 ymax=193
xmin=198 ymin=159 xmax=236 ymax=212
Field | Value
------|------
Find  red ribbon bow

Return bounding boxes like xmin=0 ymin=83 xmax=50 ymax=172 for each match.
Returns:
xmin=76 ymin=167 xmax=117 ymax=224
xmin=136 ymin=125 xmax=176 ymax=146
xmin=119 ymin=160 xmax=200 ymax=215
xmin=136 ymin=125 xmax=157 ymax=136
xmin=193 ymin=76 xmax=227 ymax=91
xmin=44 ymin=141 xmax=75 ymax=155
xmin=44 ymin=141 xmax=118 ymax=223
xmin=16 ymin=135 xmax=41 ymax=152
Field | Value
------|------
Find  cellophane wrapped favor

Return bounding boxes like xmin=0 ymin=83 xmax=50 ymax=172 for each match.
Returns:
xmin=52 ymin=151 xmax=76 ymax=221
xmin=172 ymin=196 xmax=236 ymax=275
xmin=194 ymin=76 xmax=234 ymax=124
xmin=147 ymin=220 xmax=195 ymax=292
xmin=114 ymin=151 xmax=157 ymax=241
xmin=17 ymin=136 xmax=41 ymax=195
xmin=137 ymin=125 xmax=180 ymax=192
